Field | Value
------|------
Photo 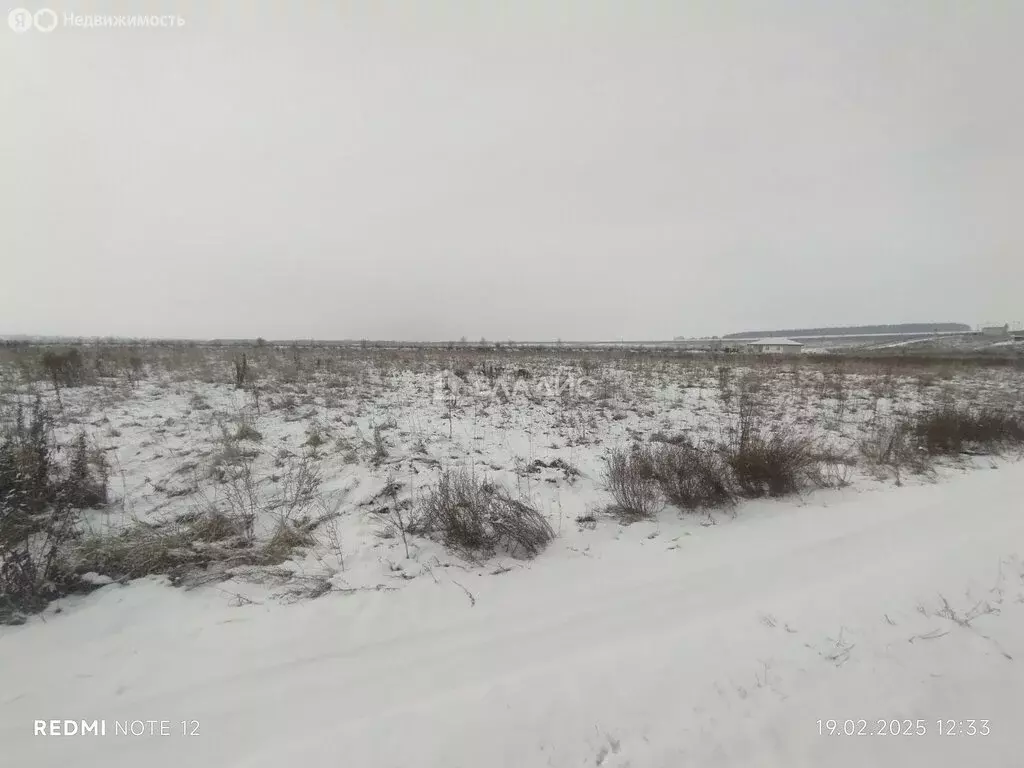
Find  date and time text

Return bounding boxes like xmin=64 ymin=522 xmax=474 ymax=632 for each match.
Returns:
xmin=817 ymin=719 xmax=990 ymax=737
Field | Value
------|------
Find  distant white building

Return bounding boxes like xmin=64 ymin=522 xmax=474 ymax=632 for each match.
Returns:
xmin=981 ymin=324 xmax=1009 ymax=337
xmin=746 ymin=338 xmax=804 ymax=355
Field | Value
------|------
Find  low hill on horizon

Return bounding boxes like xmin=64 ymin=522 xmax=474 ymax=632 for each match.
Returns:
xmin=723 ymin=323 xmax=971 ymax=340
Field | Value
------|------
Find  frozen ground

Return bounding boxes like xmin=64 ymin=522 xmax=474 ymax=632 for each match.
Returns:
xmin=1 ymin=347 xmax=1023 ymax=765
xmin=1 ymin=349 xmax=1020 ymax=591
xmin=3 ymin=459 xmax=1024 ymax=767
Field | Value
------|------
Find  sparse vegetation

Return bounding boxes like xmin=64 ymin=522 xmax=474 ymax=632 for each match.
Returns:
xmin=604 ymin=445 xmax=662 ymax=520
xmin=651 ymin=441 xmax=736 ymax=509
xmin=858 ymin=405 xmax=1024 ymax=483
xmin=234 ymin=417 xmax=263 ymax=442
xmin=371 ymin=424 xmax=388 ymax=464
xmin=76 ymin=523 xmax=203 ymax=583
xmin=0 ymin=338 xmax=1020 ymax=616
xmin=234 ymin=353 xmax=248 ymax=389
xmin=0 ymin=398 xmax=109 ymax=622
xmin=607 ymin=428 xmax=817 ymax=517
xmin=418 ymin=469 xmax=554 ymax=559
xmin=304 ymin=423 xmax=326 ymax=449
xmin=726 ymin=430 xmax=817 ymax=498
xmin=41 ymin=348 xmax=87 ymax=390
xmin=369 ymin=477 xmax=418 ymax=559
xmin=909 ymin=405 xmax=1024 ymax=456
xmin=859 ymin=417 xmax=930 ymax=482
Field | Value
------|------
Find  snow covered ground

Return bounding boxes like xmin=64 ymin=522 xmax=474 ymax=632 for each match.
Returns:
xmin=3 ymin=460 xmax=1023 ymax=767
xmin=1 ymin=348 xmax=1023 ymax=766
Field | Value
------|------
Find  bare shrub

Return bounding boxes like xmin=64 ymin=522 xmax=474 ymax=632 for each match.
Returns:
xmin=63 ymin=433 xmax=109 ymax=509
xmin=209 ymin=457 xmax=258 ymax=531
xmin=722 ymin=387 xmax=819 ymax=498
xmin=650 ymin=441 xmax=735 ymax=510
xmin=188 ymin=508 xmax=251 ymax=543
xmin=605 ymin=432 xmax=819 ymax=513
xmin=1 ymin=399 xmax=108 ymax=622
xmin=41 ymin=348 xmax=86 ymax=389
xmin=234 ymin=419 xmax=262 ymax=442
xmin=859 ymin=417 xmax=930 ymax=482
xmin=727 ymin=428 xmax=816 ymax=498
xmin=371 ymin=424 xmax=388 ymax=464
xmin=911 ymin=405 xmax=1024 ymax=455
xmin=315 ymin=510 xmax=346 ymax=572
xmin=419 ymin=469 xmax=554 ymax=559
xmin=262 ymin=521 xmax=315 ymax=564
xmin=717 ymin=365 xmax=733 ymax=402
xmin=268 ymin=455 xmax=323 ymax=523
xmin=603 ymin=445 xmax=662 ymax=519
xmin=369 ymin=477 xmax=419 ymax=558
xmin=234 ymin=353 xmax=248 ymax=389
xmin=808 ymin=448 xmax=857 ymax=488
xmin=304 ymin=423 xmax=326 ymax=449
xmin=0 ymin=399 xmax=54 ymax=529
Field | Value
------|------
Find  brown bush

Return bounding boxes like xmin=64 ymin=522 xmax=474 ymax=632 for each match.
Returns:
xmin=650 ymin=442 xmax=735 ymax=510
xmin=419 ymin=470 xmax=554 ymax=558
xmin=911 ymin=405 xmax=1024 ymax=455
xmin=727 ymin=430 xmax=817 ymax=498
xmin=604 ymin=445 xmax=662 ymax=519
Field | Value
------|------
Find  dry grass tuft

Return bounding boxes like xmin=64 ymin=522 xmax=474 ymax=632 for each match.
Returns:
xmin=419 ymin=469 xmax=554 ymax=559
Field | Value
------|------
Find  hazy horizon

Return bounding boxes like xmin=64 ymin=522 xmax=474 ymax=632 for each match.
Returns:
xmin=0 ymin=320 xmax=991 ymax=344
xmin=3 ymin=1 xmax=1021 ymax=340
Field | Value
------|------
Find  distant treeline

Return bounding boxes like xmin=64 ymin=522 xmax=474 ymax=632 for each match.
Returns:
xmin=724 ymin=323 xmax=971 ymax=339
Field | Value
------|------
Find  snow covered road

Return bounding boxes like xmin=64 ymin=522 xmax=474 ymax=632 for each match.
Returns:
xmin=4 ymin=462 xmax=1024 ymax=767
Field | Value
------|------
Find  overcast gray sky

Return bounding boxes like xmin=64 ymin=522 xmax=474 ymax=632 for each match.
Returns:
xmin=2 ymin=0 xmax=1021 ymax=340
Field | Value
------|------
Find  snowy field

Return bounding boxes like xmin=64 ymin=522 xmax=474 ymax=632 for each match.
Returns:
xmin=1 ymin=344 xmax=1023 ymax=766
